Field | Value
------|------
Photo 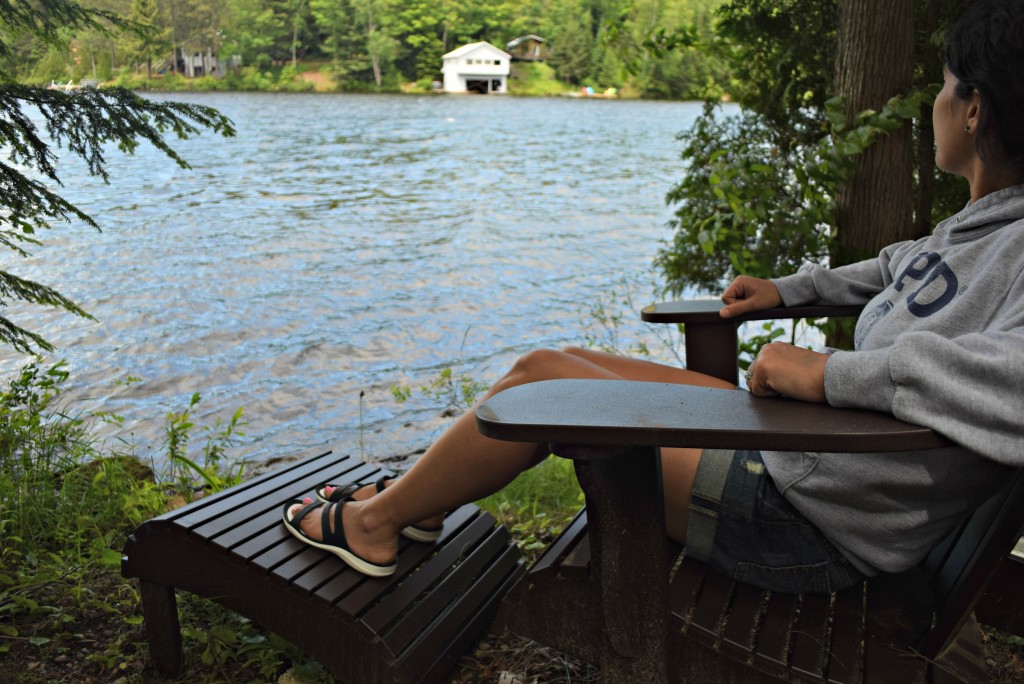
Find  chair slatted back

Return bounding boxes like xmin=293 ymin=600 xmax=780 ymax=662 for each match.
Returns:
xmin=918 ymin=469 xmax=1024 ymax=656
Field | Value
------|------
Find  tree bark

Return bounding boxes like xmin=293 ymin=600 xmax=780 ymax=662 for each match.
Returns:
xmin=833 ymin=0 xmax=915 ymax=266
xmin=915 ymin=0 xmax=942 ymax=237
xmin=292 ymin=23 xmax=299 ymax=68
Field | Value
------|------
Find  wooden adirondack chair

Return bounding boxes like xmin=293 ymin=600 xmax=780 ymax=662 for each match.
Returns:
xmin=479 ymin=300 xmax=1024 ymax=683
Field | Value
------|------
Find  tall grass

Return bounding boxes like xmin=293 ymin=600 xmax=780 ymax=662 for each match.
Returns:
xmin=0 ymin=360 xmax=247 ymax=659
xmin=476 ymin=455 xmax=585 ymax=560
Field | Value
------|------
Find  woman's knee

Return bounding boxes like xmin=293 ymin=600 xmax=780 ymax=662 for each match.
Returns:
xmin=506 ymin=348 xmax=569 ymax=381
xmin=495 ymin=347 xmax=589 ymax=391
xmin=560 ymin=345 xmax=589 ymax=358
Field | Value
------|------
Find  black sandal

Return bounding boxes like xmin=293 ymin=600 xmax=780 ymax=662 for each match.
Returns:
xmin=282 ymin=498 xmax=397 ymax=577
xmin=315 ymin=476 xmax=443 ymax=542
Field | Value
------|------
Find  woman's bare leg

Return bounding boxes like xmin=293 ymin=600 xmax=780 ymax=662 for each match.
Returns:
xmin=292 ymin=348 xmax=734 ymax=565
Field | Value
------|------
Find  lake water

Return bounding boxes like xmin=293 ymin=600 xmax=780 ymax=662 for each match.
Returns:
xmin=4 ymin=92 xmax=724 ymax=468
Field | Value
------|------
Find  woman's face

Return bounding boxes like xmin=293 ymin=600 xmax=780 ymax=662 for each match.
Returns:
xmin=933 ymin=66 xmax=978 ymax=177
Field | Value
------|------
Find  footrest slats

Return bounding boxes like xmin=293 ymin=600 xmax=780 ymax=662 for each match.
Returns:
xmin=122 ymin=451 xmax=523 ymax=684
xmin=362 ymin=513 xmax=502 ymax=632
xmin=381 ymin=527 xmax=519 ymax=657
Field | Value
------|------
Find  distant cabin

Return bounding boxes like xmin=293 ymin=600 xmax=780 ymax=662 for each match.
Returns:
xmin=441 ymin=42 xmax=511 ymax=94
xmin=505 ymin=35 xmax=549 ymax=62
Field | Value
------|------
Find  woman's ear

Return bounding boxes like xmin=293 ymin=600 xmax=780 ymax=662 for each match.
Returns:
xmin=965 ymin=90 xmax=981 ymax=132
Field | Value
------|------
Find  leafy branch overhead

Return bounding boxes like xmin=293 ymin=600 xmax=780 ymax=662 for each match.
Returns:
xmin=0 ymin=0 xmax=235 ymax=354
xmin=657 ymin=0 xmax=971 ymax=299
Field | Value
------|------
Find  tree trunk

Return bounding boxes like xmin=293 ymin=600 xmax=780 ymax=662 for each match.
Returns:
xmin=372 ymin=55 xmax=381 ymax=86
xmin=292 ymin=26 xmax=298 ymax=68
xmin=833 ymin=0 xmax=915 ymax=267
xmin=915 ymin=0 xmax=942 ymax=236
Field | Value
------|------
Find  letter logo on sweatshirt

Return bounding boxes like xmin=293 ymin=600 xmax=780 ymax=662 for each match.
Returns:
xmin=893 ymin=252 xmax=959 ymax=317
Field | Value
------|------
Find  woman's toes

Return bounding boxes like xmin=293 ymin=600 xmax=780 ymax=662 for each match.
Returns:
xmin=294 ymin=502 xmax=329 ymax=541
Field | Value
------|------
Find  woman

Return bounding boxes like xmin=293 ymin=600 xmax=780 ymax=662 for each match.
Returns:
xmin=285 ymin=0 xmax=1024 ymax=590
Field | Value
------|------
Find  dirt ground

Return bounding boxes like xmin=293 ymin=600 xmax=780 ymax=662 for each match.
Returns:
xmin=299 ymin=71 xmax=330 ymax=92
xmin=3 ymin=596 xmax=1023 ymax=684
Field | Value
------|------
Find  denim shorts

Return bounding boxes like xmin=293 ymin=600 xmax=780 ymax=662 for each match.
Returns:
xmin=685 ymin=449 xmax=863 ymax=594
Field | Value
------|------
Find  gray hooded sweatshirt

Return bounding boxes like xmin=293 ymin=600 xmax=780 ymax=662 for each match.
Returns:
xmin=764 ymin=183 xmax=1024 ymax=576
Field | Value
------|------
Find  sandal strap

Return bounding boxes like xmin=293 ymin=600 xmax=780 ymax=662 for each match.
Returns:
xmin=373 ymin=476 xmax=391 ymax=494
xmin=319 ymin=481 xmax=359 ymax=502
xmin=320 ymin=499 xmax=353 ymax=548
xmin=290 ymin=500 xmax=322 ymax=526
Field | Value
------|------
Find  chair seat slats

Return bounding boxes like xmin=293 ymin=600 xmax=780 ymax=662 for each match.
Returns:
xmin=719 ymin=581 xmax=764 ymax=661
xmin=825 ymin=585 xmax=865 ymax=684
xmin=790 ymin=593 xmax=832 ymax=682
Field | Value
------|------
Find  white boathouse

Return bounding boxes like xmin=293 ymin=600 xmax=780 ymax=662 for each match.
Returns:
xmin=441 ymin=42 xmax=511 ymax=94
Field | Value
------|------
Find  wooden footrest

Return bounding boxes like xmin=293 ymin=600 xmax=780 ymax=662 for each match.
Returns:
xmin=501 ymin=510 xmax=984 ymax=684
xmin=122 ymin=451 xmax=524 ymax=683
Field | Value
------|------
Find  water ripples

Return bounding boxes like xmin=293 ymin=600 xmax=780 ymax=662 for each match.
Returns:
xmin=2 ymin=93 xmax=724 ymax=466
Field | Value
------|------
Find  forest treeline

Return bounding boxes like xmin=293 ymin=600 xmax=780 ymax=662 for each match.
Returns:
xmin=17 ymin=0 xmax=732 ymax=98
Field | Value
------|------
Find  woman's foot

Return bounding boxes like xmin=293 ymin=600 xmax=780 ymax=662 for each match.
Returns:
xmin=318 ymin=477 xmax=445 ymax=541
xmin=283 ymin=498 xmax=399 ymax=575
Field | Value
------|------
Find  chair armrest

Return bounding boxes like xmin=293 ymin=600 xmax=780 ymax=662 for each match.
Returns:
xmin=639 ymin=300 xmax=866 ymax=385
xmin=476 ymin=379 xmax=949 ymax=454
xmin=640 ymin=299 xmax=865 ymax=324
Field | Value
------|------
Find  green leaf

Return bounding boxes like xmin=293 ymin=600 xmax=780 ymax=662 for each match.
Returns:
xmin=98 ymin=548 xmax=123 ymax=567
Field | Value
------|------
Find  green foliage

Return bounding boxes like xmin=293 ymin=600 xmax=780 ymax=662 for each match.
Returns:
xmin=580 ymin=275 xmax=691 ymax=362
xmin=657 ymin=0 xmax=975 ymax=299
xmin=14 ymin=0 xmax=735 ymax=97
xmin=713 ymin=0 xmax=837 ymax=133
xmin=121 ymin=0 xmax=173 ymax=78
xmin=178 ymin=595 xmax=330 ymax=681
xmin=659 ymin=90 xmax=934 ymax=295
xmin=391 ymin=327 xmax=490 ymax=418
xmin=476 ymin=456 xmax=583 ymax=560
xmin=0 ymin=362 xmax=247 ymax=560
xmin=655 ymin=0 xmax=843 ymax=294
xmin=508 ymin=61 xmax=572 ymax=96
xmin=274 ymin=63 xmax=316 ymax=91
xmin=0 ymin=360 xmax=249 ymax=673
xmin=392 ymin=366 xmax=489 ymax=418
xmin=0 ymin=0 xmax=138 ymax=82
xmin=164 ymin=393 xmax=247 ymax=502
xmin=602 ymin=0 xmax=730 ymax=99
xmin=659 ymin=104 xmax=829 ymax=292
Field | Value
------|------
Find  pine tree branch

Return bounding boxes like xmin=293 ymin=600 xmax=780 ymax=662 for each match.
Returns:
xmin=0 ymin=84 xmax=234 ymax=353
xmin=0 ymin=270 xmax=94 ymax=320
xmin=0 ymin=2 xmax=236 ymax=354
xmin=0 ymin=314 xmax=55 ymax=353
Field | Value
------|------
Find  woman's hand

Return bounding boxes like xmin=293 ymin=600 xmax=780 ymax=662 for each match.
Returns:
xmin=746 ymin=342 xmax=829 ymax=403
xmin=720 ymin=276 xmax=782 ymax=318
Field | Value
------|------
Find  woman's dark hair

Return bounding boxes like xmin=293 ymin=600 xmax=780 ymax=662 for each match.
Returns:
xmin=944 ymin=0 xmax=1024 ymax=175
